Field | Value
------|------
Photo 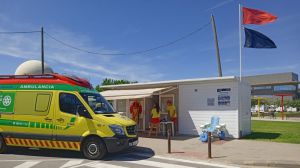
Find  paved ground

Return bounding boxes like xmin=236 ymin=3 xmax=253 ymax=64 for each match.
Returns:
xmin=1 ymin=134 xmax=300 ymax=168
xmin=137 ymin=135 xmax=300 ymax=168
xmin=0 ymin=146 xmax=239 ymax=168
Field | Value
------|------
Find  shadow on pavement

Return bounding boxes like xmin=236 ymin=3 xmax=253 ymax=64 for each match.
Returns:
xmin=4 ymin=146 xmax=155 ymax=161
xmin=243 ymin=132 xmax=281 ymax=140
xmin=138 ymin=133 xmax=198 ymax=141
xmin=104 ymin=146 xmax=155 ymax=161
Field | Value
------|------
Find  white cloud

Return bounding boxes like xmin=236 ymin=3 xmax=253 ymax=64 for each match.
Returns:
xmin=0 ymin=14 xmax=165 ymax=83
xmin=202 ymin=0 xmax=234 ymax=13
xmin=63 ymin=68 xmax=110 ymax=80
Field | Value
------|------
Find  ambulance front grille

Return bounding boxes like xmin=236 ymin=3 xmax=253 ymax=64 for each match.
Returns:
xmin=126 ymin=125 xmax=137 ymax=135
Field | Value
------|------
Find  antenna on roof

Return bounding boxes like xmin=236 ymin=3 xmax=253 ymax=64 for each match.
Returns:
xmin=211 ymin=14 xmax=223 ymax=77
xmin=41 ymin=27 xmax=45 ymax=74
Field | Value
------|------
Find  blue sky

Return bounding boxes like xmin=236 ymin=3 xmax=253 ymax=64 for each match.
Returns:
xmin=0 ymin=0 xmax=299 ymax=86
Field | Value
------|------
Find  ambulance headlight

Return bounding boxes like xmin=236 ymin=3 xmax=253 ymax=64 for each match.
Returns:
xmin=109 ymin=125 xmax=125 ymax=135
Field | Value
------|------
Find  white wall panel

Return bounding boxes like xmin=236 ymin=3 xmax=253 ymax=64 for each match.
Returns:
xmin=178 ymin=81 xmax=250 ymax=138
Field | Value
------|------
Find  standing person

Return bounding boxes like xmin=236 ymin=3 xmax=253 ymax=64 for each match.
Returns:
xmin=167 ymin=100 xmax=177 ymax=134
xmin=148 ymin=103 xmax=160 ymax=137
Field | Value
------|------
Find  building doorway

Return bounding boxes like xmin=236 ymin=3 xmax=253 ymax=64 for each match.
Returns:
xmin=160 ymin=94 xmax=174 ymax=118
xmin=129 ymin=99 xmax=145 ymax=131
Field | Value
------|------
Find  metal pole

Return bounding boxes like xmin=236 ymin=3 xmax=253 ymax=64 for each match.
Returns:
xmin=211 ymin=14 xmax=222 ymax=77
xmin=41 ymin=27 xmax=44 ymax=74
xmin=239 ymin=4 xmax=242 ymax=81
xmin=208 ymin=132 xmax=212 ymax=159
xmin=167 ymin=124 xmax=171 ymax=153
xmin=281 ymin=96 xmax=284 ymax=120
xmin=258 ymin=98 xmax=261 ymax=118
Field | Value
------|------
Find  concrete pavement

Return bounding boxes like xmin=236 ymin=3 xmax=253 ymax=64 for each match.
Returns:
xmin=0 ymin=146 xmax=239 ymax=168
xmin=137 ymin=135 xmax=300 ymax=168
xmin=1 ymin=135 xmax=299 ymax=167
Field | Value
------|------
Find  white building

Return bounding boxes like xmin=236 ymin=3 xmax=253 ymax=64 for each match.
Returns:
xmin=101 ymin=76 xmax=251 ymax=138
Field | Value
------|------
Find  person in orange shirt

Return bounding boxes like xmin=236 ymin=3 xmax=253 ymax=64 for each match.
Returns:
xmin=148 ymin=103 xmax=160 ymax=137
xmin=167 ymin=100 xmax=177 ymax=134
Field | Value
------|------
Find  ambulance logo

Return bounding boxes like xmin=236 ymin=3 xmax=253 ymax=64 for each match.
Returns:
xmin=2 ymin=95 xmax=12 ymax=107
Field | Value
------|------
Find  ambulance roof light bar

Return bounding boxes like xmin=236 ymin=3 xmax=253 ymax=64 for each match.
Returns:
xmin=0 ymin=74 xmax=56 ymax=79
xmin=0 ymin=74 xmax=93 ymax=89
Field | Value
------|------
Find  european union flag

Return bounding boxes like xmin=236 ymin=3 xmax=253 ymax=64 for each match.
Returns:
xmin=244 ymin=27 xmax=277 ymax=48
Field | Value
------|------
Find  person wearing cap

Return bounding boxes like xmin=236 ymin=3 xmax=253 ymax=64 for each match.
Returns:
xmin=148 ymin=103 xmax=160 ymax=137
xmin=167 ymin=100 xmax=177 ymax=134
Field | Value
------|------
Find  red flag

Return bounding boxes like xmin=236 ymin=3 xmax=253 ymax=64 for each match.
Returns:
xmin=243 ymin=7 xmax=277 ymax=25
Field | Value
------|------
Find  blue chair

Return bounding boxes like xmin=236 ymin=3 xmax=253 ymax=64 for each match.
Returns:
xmin=199 ymin=116 xmax=226 ymax=142
xmin=207 ymin=116 xmax=220 ymax=132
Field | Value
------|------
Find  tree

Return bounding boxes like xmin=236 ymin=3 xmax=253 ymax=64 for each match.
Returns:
xmin=251 ymin=99 xmax=257 ymax=107
xmin=288 ymin=99 xmax=300 ymax=109
xmin=251 ymin=98 xmax=269 ymax=107
xmin=95 ymin=78 xmax=138 ymax=92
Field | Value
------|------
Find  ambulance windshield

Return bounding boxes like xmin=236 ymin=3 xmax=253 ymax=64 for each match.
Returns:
xmin=80 ymin=92 xmax=116 ymax=114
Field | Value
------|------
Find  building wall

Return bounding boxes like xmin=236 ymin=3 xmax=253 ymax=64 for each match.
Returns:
xmin=178 ymin=81 xmax=250 ymax=138
xmin=238 ymin=82 xmax=252 ymax=137
xmin=244 ymin=72 xmax=299 ymax=99
xmin=244 ymin=72 xmax=298 ymax=85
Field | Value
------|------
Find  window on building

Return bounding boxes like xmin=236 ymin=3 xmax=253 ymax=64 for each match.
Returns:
xmin=252 ymin=86 xmax=272 ymax=90
xmin=117 ymin=99 xmax=127 ymax=112
xmin=59 ymin=93 xmax=85 ymax=115
xmin=274 ymin=85 xmax=296 ymax=91
xmin=14 ymin=92 xmax=52 ymax=115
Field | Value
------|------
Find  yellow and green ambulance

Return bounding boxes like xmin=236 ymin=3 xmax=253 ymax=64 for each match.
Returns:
xmin=0 ymin=74 xmax=138 ymax=159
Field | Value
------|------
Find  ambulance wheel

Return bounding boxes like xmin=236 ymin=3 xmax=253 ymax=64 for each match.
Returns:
xmin=0 ymin=135 xmax=7 ymax=154
xmin=82 ymin=137 xmax=107 ymax=160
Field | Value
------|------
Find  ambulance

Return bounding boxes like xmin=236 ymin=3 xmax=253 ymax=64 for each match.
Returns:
xmin=0 ymin=74 xmax=138 ymax=159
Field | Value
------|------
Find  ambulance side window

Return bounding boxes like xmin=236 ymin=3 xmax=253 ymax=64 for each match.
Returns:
xmin=59 ymin=93 xmax=85 ymax=115
xmin=35 ymin=94 xmax=51 ymax=112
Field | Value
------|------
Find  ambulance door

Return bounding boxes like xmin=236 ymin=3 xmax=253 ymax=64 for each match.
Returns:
xmin=0 ymin=91 xmax=15 ymax=134
xmin=53 ymin=92 xmax=90 ymax=150
xmin=12 ymin=91 xmax=54 ymax=145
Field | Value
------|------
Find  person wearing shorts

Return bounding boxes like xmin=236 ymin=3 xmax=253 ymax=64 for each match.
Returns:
xmin=148 ymin=104 xmax=160 ymax=137
xmin=167 ymin=100 xmax=177 ymax=134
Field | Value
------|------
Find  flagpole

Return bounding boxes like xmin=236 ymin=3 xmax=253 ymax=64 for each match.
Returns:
xmin=239 ymin=4 xmax=242 ymax=82
xmin=238 ymin=3 xmax=243 ymax=138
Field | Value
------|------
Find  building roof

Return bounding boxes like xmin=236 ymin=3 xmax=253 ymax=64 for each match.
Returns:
xmin=101 ymin=87 xmax=168 ymax=100
xmin=101 ymin=76 xmax=237 ymax=90
xmin=244 ymin=72 xmax=298 ymax=86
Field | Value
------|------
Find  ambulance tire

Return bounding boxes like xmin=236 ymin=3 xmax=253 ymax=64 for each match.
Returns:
xmin=82 ymin=137 xmax=107 ymax=160
xmin=0 ymin=135 xmax=7 ymax=154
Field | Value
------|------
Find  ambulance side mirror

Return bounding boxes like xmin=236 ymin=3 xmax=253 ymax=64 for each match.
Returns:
xmin=77 ymin=105 xmax=93 ymax=119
